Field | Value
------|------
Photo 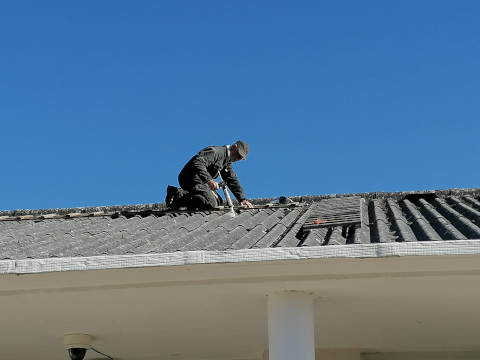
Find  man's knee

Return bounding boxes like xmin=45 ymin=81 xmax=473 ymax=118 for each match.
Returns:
xmin=192 ymin=193 xmax=217 ymax=210
xmin=176 ymin=182 xmax=219 ymax=210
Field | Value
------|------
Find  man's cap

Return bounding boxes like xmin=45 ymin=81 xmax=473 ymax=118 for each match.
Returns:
xmin=235 ymin=141 xmax=249 ymax=159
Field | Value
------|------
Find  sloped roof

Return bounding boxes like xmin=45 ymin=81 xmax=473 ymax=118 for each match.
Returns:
xmin=1 ymin=188 xmax=480 ymax=262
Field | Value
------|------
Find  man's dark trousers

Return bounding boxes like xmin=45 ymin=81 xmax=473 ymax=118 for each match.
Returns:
xmin=172 ymin=170 xmax=220 ymax=210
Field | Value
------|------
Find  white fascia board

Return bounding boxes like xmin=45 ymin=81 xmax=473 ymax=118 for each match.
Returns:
xmin=2 ymin=240 xmax=480 ymax=275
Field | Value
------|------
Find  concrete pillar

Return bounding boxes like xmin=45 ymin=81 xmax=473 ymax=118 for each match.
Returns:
xmin=268 ymin=291 xmax=315 ymax=360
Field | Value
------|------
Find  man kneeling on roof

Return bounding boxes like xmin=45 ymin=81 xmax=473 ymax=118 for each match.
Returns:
xmin=165 ymin=141 xmax=254 ymax=211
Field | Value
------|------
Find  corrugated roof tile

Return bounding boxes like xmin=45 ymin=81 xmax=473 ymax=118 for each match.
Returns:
xmin=276 ymin=234 xmax=302 ymax=248
xmin=182 ymin=227 xmax=228 ymax=251
xmin=206 ymin=226 xmax=249 ymax=251
xmin=159 ymin=227 xmax=209 ymax=253
xmin=280 ymin=204 xmax=312 ymax=239
xmin=447 ymin=197 xmax=480 ymax=223
xmin=326 ymin=227 xmax=347 ymax=245
xmin=201 ymin=212 xmax=235 ymax=232
xmin=229 ymin=225 xmax=267 ymax=250
xmin=237 ymin=210 xmax=272 ymax=231
xmin=279 ymin=209 xmax=301 ymax=228
xmin=252 ymin=224 xmax=288 ymax=249
xmin=386 ymin=199 xmax=416 ymax=242
xmin=260 ymin=209 xmax=287 ymax=230
xmin=220 ymin=211 xmax=253 ymax=232
xmin=2 ymin=188 xmax=480 ymax=260
xmin=433 ymin=198 xmax=480 ymax=239
xmin=417 ymin=199 xmax=466 ymax=240
xmin=369 ymin=200 xmax=393 ymax=243
xmin=302 ymin=228 xmax=327 ymax=246
xmin=401 ymin=200 xmax=442 ymax=241
xmin=464 ymin=196 xmax=480 ymax=211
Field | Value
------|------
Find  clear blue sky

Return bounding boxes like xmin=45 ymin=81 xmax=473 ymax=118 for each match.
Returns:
xmin=1 ymin=0 xmax=479 ymax=210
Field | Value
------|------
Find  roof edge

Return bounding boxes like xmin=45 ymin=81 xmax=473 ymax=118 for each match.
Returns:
xmin=2 ymin=240 xmax=480 ymax=275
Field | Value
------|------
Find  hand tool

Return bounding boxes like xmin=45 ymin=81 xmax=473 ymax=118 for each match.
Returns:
xmin=218 ymin=174 xmax=236 ymax=217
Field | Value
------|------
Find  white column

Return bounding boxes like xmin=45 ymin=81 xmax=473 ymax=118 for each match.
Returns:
xmin=268 ymin=291 xmax=315 ymax=360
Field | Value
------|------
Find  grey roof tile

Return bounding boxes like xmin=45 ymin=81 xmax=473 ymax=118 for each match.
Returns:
xmin=142 ymin=214 xmax=175 ymax=230
xmin=432 ymin=198 xmax=462 ymax=223
xmin=349 ymin=200 xmax=370 ymax=244
xmin=182 ymin=227 xmax=228 ymax=251
xmin=260 ymin=209 xmax=287 ymax=230
xmin=447 ymin=197 xmax=480 ymax=223
xmin=326 ymin=227 xmax=347 ymax=245
xmin=153 ymin=225 xmax=189 ymax=243
xmin=433 ymin=198 xmax=480 ymax=239
xmin=2 ymin=188 xmax=480 ymax=260
xmin=158 ymin=226 xmax=209 ymax=253
xmin=276 ymin=234 xmax=302 ymax=248
xmin=417 ymin=199 xmax=466 ymax=240
xmin=401 ymin=200 xmax=442 ymax=241
xmin=229 ymin=224 xmax=267 ymax=250
xmin=54 ymin=237 xmax=102 ymax=257
xmin=206 ymin=226 xmax=248 ymax=251
xmin=273 ymin=205 xmax=311 ymax=248
xmin=21 ymin=236 xmax=58 ymax=256
xmin=162 ymin=213 xmax=192 ymax=230
xmin=280 ymin=204 xmax=313 ymax=240
xmin=302 ymin=228 xmax=327 ymax=247
xmin=417 ymin=199 xmax=444 ymax=223
xmin=386 ymin=199 xmax=417 ymax=242
xmin=219 ymin=211 xmax=253 ymax=232
xmin=93 ymin=238 xmax=128 ymax=255
xmin=463 ymin=196 xmax=480 ymax=211
xmin=237 ymin=210 xmax=272 ymax=231
xmin=202 ymin=212 xmax=235 ymax=232
xmin=451 ymin=217 xmax=480 ymax=239
xmin=279 ymin=208 xmax=301 ymax=228
xmin=369 ymin=200 xmax=393 ymax=243
xmin=177 ymin=213 xmax=212 ymax=231
xmin=112 ymin=230 xmax=162 ymax=255
xmin=121 ymin=238 xmax=157 ymax=255
xmin=253 ymin=224 xmax=288 ymax=248
xmin=238 ymin=210 xmax=291 ymax=248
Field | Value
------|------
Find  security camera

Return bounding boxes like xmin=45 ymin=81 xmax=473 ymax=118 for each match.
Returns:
xmin=63 ymin=334 xmax=92 ymax=360
xmin=68 ymin=348 xmax=87 ymax=360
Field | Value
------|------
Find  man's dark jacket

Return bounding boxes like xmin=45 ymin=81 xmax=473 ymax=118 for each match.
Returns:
xmin=179 ymin=145 xmax=246 ymax=202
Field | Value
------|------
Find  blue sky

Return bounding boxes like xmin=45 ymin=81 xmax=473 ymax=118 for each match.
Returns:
xmin=1 ymin=0 xmax=479 ymax=210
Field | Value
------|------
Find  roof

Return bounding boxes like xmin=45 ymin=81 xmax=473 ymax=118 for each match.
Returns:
xmin=1 ymin=187 xmax=480 ymax=263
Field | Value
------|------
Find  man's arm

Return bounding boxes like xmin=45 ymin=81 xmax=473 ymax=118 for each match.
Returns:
xmin=190 ymin=148 xmax=217 ymax=184
xmin=220 ymin=164 xmax=253 ymax=208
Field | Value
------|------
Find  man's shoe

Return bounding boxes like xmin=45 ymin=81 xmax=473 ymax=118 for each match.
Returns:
xmin=165 ymin=185 xmax=177 ymax=207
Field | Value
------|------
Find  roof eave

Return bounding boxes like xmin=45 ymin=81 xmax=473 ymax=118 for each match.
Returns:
xmin=3 ymin=239 xmax=480 ymax=275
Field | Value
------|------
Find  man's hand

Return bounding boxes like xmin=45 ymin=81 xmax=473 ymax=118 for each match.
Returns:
xmin=241 ymin=200 xmax=253 ymax=208
xmin=207 ymin=180 xmax=219 ymax=190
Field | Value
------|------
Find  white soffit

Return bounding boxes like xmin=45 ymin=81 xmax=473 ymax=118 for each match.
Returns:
xmin=364 ymin=351 xmax=480 ymax=360
xmin=2 ymin=239 xmax=480 ymax=275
